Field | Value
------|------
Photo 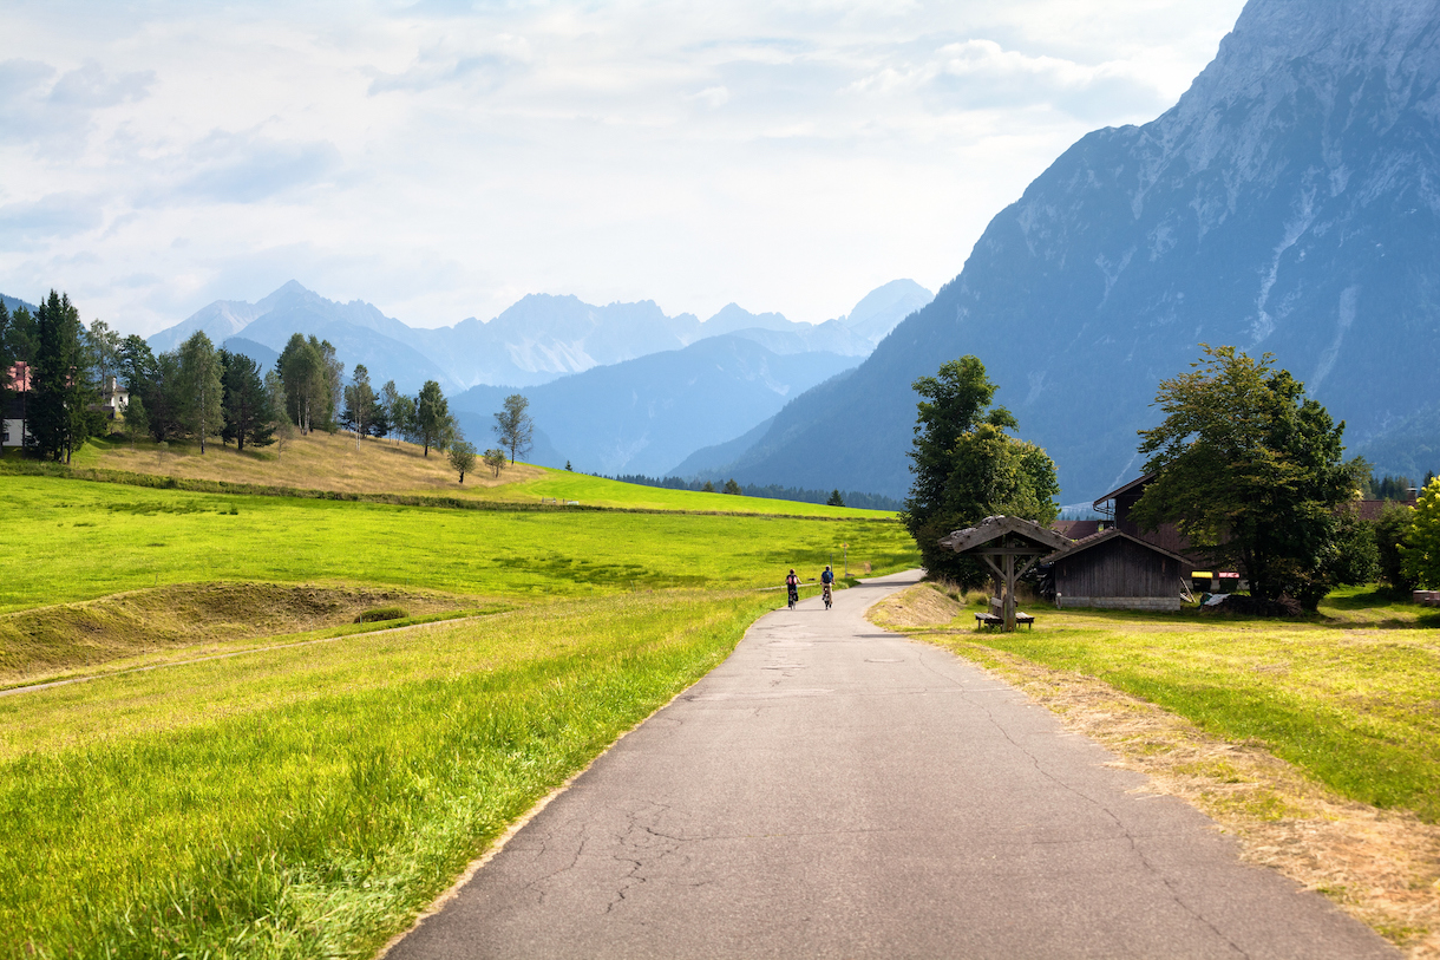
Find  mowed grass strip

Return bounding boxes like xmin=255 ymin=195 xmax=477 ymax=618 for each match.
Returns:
xmin=907 ymin=589 xmax=1440 ymax=822
xmin=0 ymin=589 xmax=776 ymax=960
xmin=2 ymin=475 xmax=917 ymax=615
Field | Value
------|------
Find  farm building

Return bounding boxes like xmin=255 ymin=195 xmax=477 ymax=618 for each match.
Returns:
xmin=1045 ymin=528 xmax=1192 ymax=612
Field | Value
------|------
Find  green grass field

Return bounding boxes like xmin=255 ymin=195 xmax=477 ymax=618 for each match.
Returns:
xmin=913 ymin=589 xmax=1440 ymax=823
xmin=1 ymin=475 xmax=912 ymax=616
xmin=3 ymin=467 xmax=919 ymax=959
xmin=1 ymin=591 xmax=777 ymax=959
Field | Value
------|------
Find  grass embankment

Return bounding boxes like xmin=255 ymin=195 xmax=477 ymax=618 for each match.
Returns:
xmin=0 ymin=590 xmax=777 ymax=959
xmin=872 ymin=584 xmax=1440 ymax=956
xmin=78 ymin=431 xmax=895 ymax=517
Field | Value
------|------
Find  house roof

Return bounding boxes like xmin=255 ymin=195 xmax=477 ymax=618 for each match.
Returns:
xmin=939 ymin=515 xmax=1073 ymax=555
xmin=1044 ymin=527 xmax=1193 ymax=567
xmin=1092 ymin=473 xmax=1156 ymax=510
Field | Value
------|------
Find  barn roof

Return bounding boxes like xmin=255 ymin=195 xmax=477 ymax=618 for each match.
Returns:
xmin=939 ymin=515 xmax=1072 ymax=555
xmin=1044 ymin=527 xmax=1193 ymax=567
xmin=1092 ymin=473 xmax=1156 ymax=510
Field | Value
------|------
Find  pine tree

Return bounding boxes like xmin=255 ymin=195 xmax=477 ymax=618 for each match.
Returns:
xmin=220 ymin=350 xmax=275 ymax=451
xmin=26 ymin=291 xmax=94 ymax=463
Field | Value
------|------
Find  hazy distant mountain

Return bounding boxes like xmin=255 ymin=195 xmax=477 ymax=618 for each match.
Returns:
xmin=146 ymin=279 xmax=930 ymax=400
xmin=221 ymin=337 xmax=279 ymax=372
xmin=450 ymin=335 xmax=861 ymax=476
xmin=710 ymin=0 xmax=1440 ymax=501
xmin=839 ymin=279 xmax=933 ymax=346
xmin=1 ymin=294 xmax=38 ymax=315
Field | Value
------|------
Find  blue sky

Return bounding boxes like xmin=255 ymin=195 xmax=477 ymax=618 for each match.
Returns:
xmin=0 ymin=0 xmax=1246 ymax=336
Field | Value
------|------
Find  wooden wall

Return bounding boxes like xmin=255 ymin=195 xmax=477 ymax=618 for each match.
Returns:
xmin=1055 ymin=537 xmax=1182 ymax=600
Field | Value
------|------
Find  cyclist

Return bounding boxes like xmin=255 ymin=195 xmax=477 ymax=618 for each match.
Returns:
xmin=820 ymin=565 xmax=834 ymax=609
xmin=785 ymin=568 xmax=800 ymax=609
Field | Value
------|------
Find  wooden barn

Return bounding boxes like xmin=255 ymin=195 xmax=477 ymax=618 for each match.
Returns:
xmin=1045 ymin=528 xmax=1192 ymax=612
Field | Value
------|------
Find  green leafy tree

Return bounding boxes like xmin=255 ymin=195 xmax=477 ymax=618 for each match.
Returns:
xmin=702 ymin=480 xmax=716 ymax=493
xmin=177 ymin=331 xmax=224 ymax=454
xmin=415 ymin=380 xmax=452 ymax=457
xmin=1329 ymin=507 xmax=1379 ymax=590
xmin=220 ymin=350 xmax=275 ymax=451
xmin=380 ymin=380 xmax=411 ymax=443
xmin=827 ymin=489 xmax=845 ymax=507
xmin=311 ymin=336 xmax=344 ymax=432
xmin=26 ymin=291 xmax=96 ymax=462
xmin=1132 ymin=345 xmax=1362 ymax=609
xmin=723 ymin=478 xmax=742 ymax=495
xmin=448 ymin=439 xmax=477 ymax=483
xmin=1401 ymin=478 xmax=1440 ymax=589
xmin=1375 ymin=501 xmax=1417 ymax=594
xmin=342 ymin=364 xmax=379 ymax=449
xmin=902 ymin=356 xmax=1059 ymax=586
xmin=493 ymin=393 xmax=534 ymax=464
xmin=277 ymin=334 xmax=326 ymax=434
xmin=483 ymin=447 xmax=507 ymax=478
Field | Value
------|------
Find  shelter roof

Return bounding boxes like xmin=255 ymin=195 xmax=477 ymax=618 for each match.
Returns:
xmin=1092 ymin=473 xmax=1156 ymax=510
xmin=1044 ymin=527 xmax=1192 ymax=567
xmin=939 ymin=515 xmax=1072 ymax=555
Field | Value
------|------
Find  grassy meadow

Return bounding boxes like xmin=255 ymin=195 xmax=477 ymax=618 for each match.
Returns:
xmin=886 ymin=587 xmax=1440 ymax=823
xmin=3 ymin=449 xmax=919 ymax=959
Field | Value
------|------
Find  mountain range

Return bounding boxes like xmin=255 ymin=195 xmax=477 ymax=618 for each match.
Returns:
xmin=131 ymin=278 xmax=931 ymax=478
xmin=695 ymin=0 xmax=1440 ymax=502
xmin=147 ymin=279 xmax=931 ymax=396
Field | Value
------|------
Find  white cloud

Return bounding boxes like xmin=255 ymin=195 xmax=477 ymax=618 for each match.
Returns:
xmin=0 ymin=0 xmax=1247 ymax=335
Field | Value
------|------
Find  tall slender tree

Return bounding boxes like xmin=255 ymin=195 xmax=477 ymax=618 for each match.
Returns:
xmin=277 ymin=334 xmax=324 ymax=434
xmin=177 ymin=332 xmax=223 ymax=454
xmin=26 ymin=291 xmax=95 ymax=462
xmin=493 ymin=393 xmax=534 ymax=464
xmin=342 ymin=364 xmax=378 ymax=449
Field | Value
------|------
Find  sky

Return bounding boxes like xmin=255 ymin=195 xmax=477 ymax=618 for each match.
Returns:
xmin=0 ymin=0 xmax=1247 ymax=337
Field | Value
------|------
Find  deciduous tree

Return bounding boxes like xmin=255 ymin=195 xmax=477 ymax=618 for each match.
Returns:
xmin=902 ymin=356 xmax=1059 ymax=586
xmin=1375 ymin=501 xmax=1416 ymax=594
xmin=493 ymin=393 xmax=533 ymax=464
xmin=484 ymin=447 xmax=507 ymax=478
xmin=1132 ymin=345 xmax=1362 ymax=609
xmin=448 ymin=440 xmax=477 ymax=483
xmin=1402 ymin=478 xmax=1440 ymax=589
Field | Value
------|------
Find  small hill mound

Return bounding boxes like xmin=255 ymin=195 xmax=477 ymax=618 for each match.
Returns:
xmin=0 ymin=582 xmax=486 ymax=683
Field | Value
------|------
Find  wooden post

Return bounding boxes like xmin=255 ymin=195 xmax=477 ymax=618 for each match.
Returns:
xmin=1004 ymin=546 xmax=1016 ymax=632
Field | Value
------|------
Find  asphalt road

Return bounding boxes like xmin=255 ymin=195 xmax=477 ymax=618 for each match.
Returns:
xmin=385 ymin=570 xmax=1397 ymax=959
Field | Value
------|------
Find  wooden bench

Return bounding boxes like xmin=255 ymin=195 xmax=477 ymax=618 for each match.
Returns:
xmin=975 ymin=611 xmax=1035 ymax=630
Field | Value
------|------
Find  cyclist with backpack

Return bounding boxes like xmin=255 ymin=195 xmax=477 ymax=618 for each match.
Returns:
xmin=785 ymin=569 xmax=800 ymax=609
xmin=820 ymin=565 xmax=834 ymax=609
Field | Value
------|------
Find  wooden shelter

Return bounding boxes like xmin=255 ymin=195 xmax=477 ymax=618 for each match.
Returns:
xmin=1045 ymin=529 xmax=1192 ymax=611
xmin=939 ymin=516 xmax=1071 ymax=631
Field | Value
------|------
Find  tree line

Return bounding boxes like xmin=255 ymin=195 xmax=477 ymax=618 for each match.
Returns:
xmin=0 ymin=291 xmax=520 ymax=476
